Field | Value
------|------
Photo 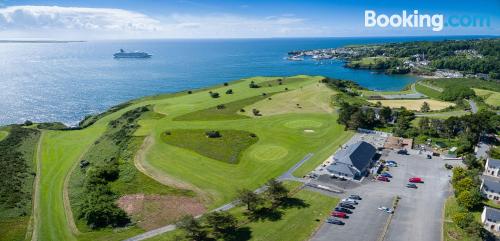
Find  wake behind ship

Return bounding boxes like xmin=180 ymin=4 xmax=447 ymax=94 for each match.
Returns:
xmin=113 ymin=49 xmax=152 ymax=58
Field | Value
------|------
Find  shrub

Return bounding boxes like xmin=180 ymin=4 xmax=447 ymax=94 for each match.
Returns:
xmin=225 ymin=89 xmax=233 ymax=94
xmin=223 ymin=82 xmax=229 ymax=86
xmin=216 ymin=104 xmax=226 ymax=110
xmin=23 ymin=120 xmax=33 ymax=126
xmin=252 ymin=109 xmax=261 ymax=116
xmin=187 ymin=90 xmax=192 ymax=94
xmin=249 ymin=81 xmax=260 ymax=88
xmin=210 ymin=92 xmax=220 ymax=98
xmin=240 ymin=109 xmax=245 ymax=112
xmin=206 ymin=131 xmax=221 ymax=138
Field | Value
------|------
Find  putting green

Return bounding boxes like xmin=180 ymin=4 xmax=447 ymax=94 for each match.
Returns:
xmin=249 ymin=145 xmax=289 ymax=161
xmin=283 ymin=119 xmax=324 ymax=129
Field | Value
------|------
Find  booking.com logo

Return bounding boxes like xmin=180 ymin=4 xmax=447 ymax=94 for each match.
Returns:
xmin=365 ymin=10 xmax=491 ymax=32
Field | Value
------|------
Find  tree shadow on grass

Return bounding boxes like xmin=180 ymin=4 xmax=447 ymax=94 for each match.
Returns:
xmin=224 ymin=227 xmax=252 ymax=241
xmin=245 ymin=207 xmax=284 ymax=222
xmin=280 ymin=197 xmax=310 ymax=210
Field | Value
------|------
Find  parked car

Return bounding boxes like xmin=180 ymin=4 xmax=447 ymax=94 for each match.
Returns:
xmin=377 ymin=176 xmax=390 ymax=182
xmin=406 ymin=183 xmax=418 ymax=188
xmin=326 ymin=217 xmax=345 ymax=225
xmin=381 ymin=172 xmax=392 ymax=178
xmin=386 ymin=161 xmax=398 ymax=167
xmin=331 ymin=211 xmax=347 ymax=218
xmin=335 ymin=207 xmax=352 ymax=214
xmin=339 ymin=202 xmax=355 ymax=209
xmin=409 ymin=177 xmax=424 ymax=183
xmin=397 ymin=149 xmax=408 ymax=155
xmin=348 ymin=194 xmax=362 ymax=200
xmin=378 ymin=206 xmax=394 ymax=213
xmin=341 ymin=198 xmax=358 ymax=204
xmin=427 ymin=154 xmax=432 ymax=159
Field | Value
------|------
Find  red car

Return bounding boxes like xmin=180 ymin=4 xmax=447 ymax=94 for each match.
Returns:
xmin=409 ymin=177 xmax=423 ymax=183
xmin=331 ymin=211 xmax=347 ymax=218
xmin=377 ymin=176 xmax=390 ymax=182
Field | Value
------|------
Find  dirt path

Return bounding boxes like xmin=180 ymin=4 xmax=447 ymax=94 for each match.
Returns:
xmin=134 ymin=135 xmax=209 ymax=201
xmin=29 ymin=131 xmax=44 ymax=241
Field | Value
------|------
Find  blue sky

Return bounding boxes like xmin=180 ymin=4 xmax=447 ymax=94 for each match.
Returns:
xmin=0 ymin=0 xmax=498 ymax=39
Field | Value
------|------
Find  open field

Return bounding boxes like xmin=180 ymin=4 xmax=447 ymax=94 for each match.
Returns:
xmin=427 ymin=78 xmax=500 ymax=92
xmin=241 ymin=82 xmax=336 ymax=116
xmin=368 ymin=99 xmax=454 ymax=111
xmin=415 ymin=82 xmax=443 ymax=99
xmin=474 ymin=88 xmax=500 ymax=107
xmin=28 ymin=75 xmax=351 ymax=241
xmin=0 ymin=130 xmax=8 ymax=141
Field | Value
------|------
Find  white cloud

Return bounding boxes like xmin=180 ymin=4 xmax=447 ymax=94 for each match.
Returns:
xmin=0 ymin=5 xmax=331 ymax=39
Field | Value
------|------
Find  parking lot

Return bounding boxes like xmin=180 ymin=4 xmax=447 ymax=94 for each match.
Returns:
xmin=310 ymin=149 xmax=457 ymax=241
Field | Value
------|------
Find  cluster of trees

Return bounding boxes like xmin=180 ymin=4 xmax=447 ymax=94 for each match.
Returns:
xmin=208 ymin=91 xmax=220 ymax=98
xmin=177 ymin=179 xmax=291 ymax=240
xmin=249 ymin=81 xmax=260 ymax=89
xmin=0 ymin=125 xmax=40 ymax=214
xmin=337 ymin=102 xmax=392 ymax=130
xmin=415 ymin=111 xmax=499 ymax=154
xmin=79 ymin=106 xmax=151 ymax=229
xmin=450 ymin=157 xmax=492 ymax=239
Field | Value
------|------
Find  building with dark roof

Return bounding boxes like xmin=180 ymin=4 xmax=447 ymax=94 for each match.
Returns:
xmin=326 ymin=141 xmax=376 ymax=180
xmin=485 ymin=158 xmax=500 ymax=178
xmin=481 ymin=206 xmax=500 ymax=234
xmin=481 ymin=176 xmax=500 ymax=202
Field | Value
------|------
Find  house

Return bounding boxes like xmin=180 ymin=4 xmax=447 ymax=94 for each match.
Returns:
xmin=327 ymin=141 xmax=377 ymax=180
xmin=481 ymin=206 xmax=500 ymax=234
xmin=481 ymin=176 xmax=500 ymax=202
xmin=485 ymin=158 xmax=500 ymax=178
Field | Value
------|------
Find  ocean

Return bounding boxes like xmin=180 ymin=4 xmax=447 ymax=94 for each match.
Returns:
xmin=0 ymin=36 xmax=479 ymax=125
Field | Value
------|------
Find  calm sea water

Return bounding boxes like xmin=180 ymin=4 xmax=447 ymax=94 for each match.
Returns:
xmin=0 ymin=36 xmax=479 ymax=125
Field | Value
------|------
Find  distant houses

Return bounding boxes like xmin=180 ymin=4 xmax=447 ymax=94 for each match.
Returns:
xmin=482 ymin=207 xmax=500 ymax=235
xmin=326 ymin=141 xmax=376 ymax=180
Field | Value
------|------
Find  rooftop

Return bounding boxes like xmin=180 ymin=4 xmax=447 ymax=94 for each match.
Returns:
xmin=333 ymin=141 xmax=376 ymax=172
xmin=482 ymin=176 xmax=500 ymax=194
xmin=484 ymin=206 xmax=500 ymax=223
xmin=487 ymin=158 xmax=500 ymax=169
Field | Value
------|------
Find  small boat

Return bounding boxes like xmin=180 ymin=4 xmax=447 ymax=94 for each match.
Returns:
xmin=113 ymin=49 xmax=151 ymax=58
xmin=287 ymin=55 xmax=304 ymax=61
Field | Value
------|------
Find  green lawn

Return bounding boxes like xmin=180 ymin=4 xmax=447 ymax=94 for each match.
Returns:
xmin=233 ymin=187 xmax=338 ymax=241
xmin=29 ymin=75 xmax=350 ymax=241
xmin=146 ymin=182 xmax=338 ymax=241
xmin=415 ymin=81 xmax=442 ymax=99
xmin=0 ymin=217 xmax=30 ymax=241
xmin=473 ymin=88 xmax=500 ymax=107
xmin=161 ymin=129 xmax=258 ymax=164
xmin=428 ymin=78 xmax=500 ymax=92
xmin=0 ymin=130 xmax=8 ymax=141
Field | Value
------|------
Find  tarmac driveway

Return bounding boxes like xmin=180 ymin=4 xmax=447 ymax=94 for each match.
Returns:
xmin=310 ymin=150 xmax=454 ymax=241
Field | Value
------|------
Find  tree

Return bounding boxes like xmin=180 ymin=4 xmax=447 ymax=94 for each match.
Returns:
xmin=177 ymin=215 xmax=207 ymax=241
xmin=206 ymin=131 xmax=221 ymax=138
xmin=24 ymin=120 xmax=33 ymax=126
xmin=205 ymin=211 xmax=238 ymax=238
xmin=252 ymin=109 xmax=261 ymax=116
xmin=379 ymin=106 xmax=392 ymax=124
xmin=210 ymin=92 xmax=220 ymax=98
xmin=454 ymin=177 xmax=475 ymax=195
xmin=452 ymin=211 xmax=474 ymax=229
xmin=456 ymin=189 xmax=482 ymax=210
xmin=420 ymin=102 xmax=431 ymax=113
xmin=236 ymin=189 xmax=262 ymax=211
xmin=452 ymin=167 xmax=467 ymax=185
xmin=225 ymin=89 xmax=233 ymax=94
xmin=249 ymin=81 xmax=260 ymax=88
xmin=266 ymin=178 xmax=288 ymax=205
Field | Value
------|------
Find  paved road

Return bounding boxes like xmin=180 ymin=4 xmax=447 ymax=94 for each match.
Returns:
xmin=467 ymin=99 xmax=478 ymax=113
xmin=311 ymin=150 xmax=455 ymax=241
xmin=123 ymin=153 xmax=314 ymax=241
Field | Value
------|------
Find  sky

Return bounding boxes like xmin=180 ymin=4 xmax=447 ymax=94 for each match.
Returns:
xmin=0 ymin=0 xmax=498 ymax=39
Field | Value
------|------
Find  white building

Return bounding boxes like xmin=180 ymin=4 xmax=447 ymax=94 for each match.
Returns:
xmin=484 ymin=158 xmax=500 ymax=178
xmin=481 ymin=176 xmax=500 ymax=202
xmin=482 ymin=207 xmax=500 ymax=234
